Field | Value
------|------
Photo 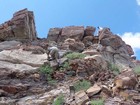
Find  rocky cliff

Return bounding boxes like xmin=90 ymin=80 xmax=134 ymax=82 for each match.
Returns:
xmin=0 ymin=8 xmax=37 ymax=42
xmin=0 ymin=9 xmax=140 ymax=105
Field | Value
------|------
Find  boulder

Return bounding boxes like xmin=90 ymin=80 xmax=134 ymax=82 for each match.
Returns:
xmin=0 ymin=8 xmax=37 ymax=41
xmin=86 ymin=84 xmax=101 ymax=97
xmin=113 ymin=69 xmax=138 ymax=95
xmin=100 ymin=35 xmax=124 ymax=50
xmin=98 ymin=28 xmax=112 ymax=41
xmin=84 ymin=26 xmax=96 ymax=36
xmin=69 ymin=41 xmax=85 ymax=52
xmin=126 ymin=44 xmax=134 ymax=56
xmin=58 ymin=26 xmax=84 ymax=42
xmin=0 ymin=40 xmax=21 ymax=51
xmin=82 ymin=36 xmax=94 ymax=47
xmin=0 ymin=49 xmax=48 ymax=73
xmin=47 ymin=28 xmax=62 ymax=42
xmin=75 ymin=90 xmax=89 ymax=105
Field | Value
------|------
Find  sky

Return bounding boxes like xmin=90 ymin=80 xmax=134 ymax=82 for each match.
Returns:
xmin=0 ymin=0 xmax=140 ymax=59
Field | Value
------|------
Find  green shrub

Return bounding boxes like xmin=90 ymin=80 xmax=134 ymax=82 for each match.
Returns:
xmin=73 ymin=80 xmax=91 ymax=92
xmin=134 ymin=66 xmax=140 ymax=74
xmin=90 ymin=99 xmax=104 ymax=105
xmin=60 ymin=61 xmax=70 ymax=71
xmin=52 ymin=94 xmax=64 ymax=105
xmin=108 ymin=63 xmax=120 ymax=75
xmin=65 ymin=52 xmax=86 ymax=60
xmin=40 ymin=65 xmax=53 ymax=81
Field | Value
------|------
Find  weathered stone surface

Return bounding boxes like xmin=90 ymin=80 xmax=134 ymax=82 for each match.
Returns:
xmin=0 ymin=8 xmax=37 ymax=41
xmin=98 ymin=27 xmax=112 ymax=41
xmin=86 ymin=84 xmax=101 ymax=97
xmin=100 ymin=35 xmax=124 ymax=50
xmin=69 ymin=41 xmax=85 ymax=52
xmin=84 ymin=26 xmax=96 ymax=36
xmin=47 ymin=28 xmax=62 ymax=42
xmin=75 ymin=90 xmax=89 ymax=105
xmin=82 ymin=36 xmax=94 ymax=47
xmin=59 ymin=26 xmax=84 ymax=42
xmin=126 ymin=44 xmax=134 ymax=56
xmin=82 ymin=49 xmax=100 ymax=56
xmin=113 ymin=69 xmax=138 ymax=95
xmin=0 ymin=49 xmax=47 ymax=72
xmin=0 ymin=40 xmax=21 ymax=51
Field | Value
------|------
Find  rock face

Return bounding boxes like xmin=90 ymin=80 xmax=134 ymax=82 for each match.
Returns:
xmin=0 ymin=8 xmax=37 ymax=41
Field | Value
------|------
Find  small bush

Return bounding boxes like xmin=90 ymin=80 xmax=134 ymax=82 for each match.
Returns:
xmin=134 ymin=66 xmax=140 ymax=74
xmin=52 ymin=94 xmax=64 ymax=105
xmin=60 ymin=61 xmax=70 ymax=71
xmin=90 ymin=99 xmax=104 ymax=105
xmin=108 ymin=63 xmax=120 ymax=75
xmin=73 ymin=80 xmax=91 ymax=92
xmin=40 ymin=65 xmax=53 ymax=81
xmin=65 ymin=52 xmax=86 ymax=60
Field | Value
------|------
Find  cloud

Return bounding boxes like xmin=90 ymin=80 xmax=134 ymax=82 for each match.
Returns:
xmin=136 ymin=0 xmax=140 ymax=6
xmin=121 ymin=32 xmax=140 ymax=50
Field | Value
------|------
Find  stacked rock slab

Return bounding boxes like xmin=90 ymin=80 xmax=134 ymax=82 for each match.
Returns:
xmin=0 ymin=8 xmax=37 ymax=41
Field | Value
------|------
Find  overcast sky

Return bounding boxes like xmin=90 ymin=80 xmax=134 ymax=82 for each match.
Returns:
xmin=0 ymin=0 xmax=140 ymax=59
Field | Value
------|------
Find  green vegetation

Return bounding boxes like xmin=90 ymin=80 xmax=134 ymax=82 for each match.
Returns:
xmin=52 ymin=94 xmax=64 ymax=105
xmin=73 ymin=80 xmax=91 ymax=92
xmin=65 ymin=52 xmax=86 ymax=60
xmin=59 ymin=61 xmax=70 ymax=71
xmin=90 ymin=99 xmax=104 ymax=105
xmin=134 ymin=66 xmax=140 ymax=74
xmin=39 ymin=64 xmax=54 ymax=81
xmin=108 ymin=63 xmax=120 ymax=75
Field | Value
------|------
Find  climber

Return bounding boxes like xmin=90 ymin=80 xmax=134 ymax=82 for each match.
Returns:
xmin=47 ymin=45 xmax=60 ymax=65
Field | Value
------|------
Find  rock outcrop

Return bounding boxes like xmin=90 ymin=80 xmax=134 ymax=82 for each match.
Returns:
xmin=0 ymin=9 xmax=140 ymax=105
xmin=0 ymin=8 xmax=37 ymax=42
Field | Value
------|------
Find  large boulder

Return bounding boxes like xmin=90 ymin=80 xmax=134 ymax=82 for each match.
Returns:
xmin=100 ymin=35 xmax=124 ymax=50
xmin=47 ymin=28 xmax=62 ymax=42
xmin=69 ymin=41 xmax=85 ymax=52
xmin=0 ymin=49 xmax=48 ymax=73
xmin=84 ymin=26 xmax=96 ymax=36
xmin=58 ymin=26 xmax=84 ymax=42
xmin=0 ymin=40 xmax=21 ymax=51
xmin=0 ymin=8 xmax=37 ymax=41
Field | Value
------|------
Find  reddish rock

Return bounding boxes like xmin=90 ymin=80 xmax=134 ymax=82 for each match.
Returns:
xmin=98 ymin=27 xmax=112 ymax=41
xmin=58 ymin=26 xmax=84 ymax=42
xmin=126 ymin=44 xmax=134 ymax=56
xmin=47 ymin=28 xmax=62 ymax=42
xmin=82 ymin=36 xmax=94 ymax=47
xmin=100 ymin=35 xmax=124 ymax=49
xmin=0 ymin=8 xmax=37 ymax=41
xmin=69 ymin=41 xmax=85 ymax=52
xmin=84 ymin=26 xmax=96 ymax=36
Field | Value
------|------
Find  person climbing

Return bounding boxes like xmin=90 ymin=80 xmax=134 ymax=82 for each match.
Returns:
xmin=47 ymin=45 xmax=60 ymax=65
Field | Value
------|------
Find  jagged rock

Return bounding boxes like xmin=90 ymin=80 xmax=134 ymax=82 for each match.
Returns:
xmin=58 ymin=26 xmax=84 ymax=42
xmin=0 ymin=8 xmax=37 ymax=41
xmin=75 ymin=90 xmax=89 ymax=105
xmin=126 ymin=44 xmax=134 ymax=56
xmin=86 ymin=84 xmax=101 ymax=97
xmin=84 ymin=26 xmax=96 ymax=36
xmin=47 ymin=28 xmax=62 ymax=42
